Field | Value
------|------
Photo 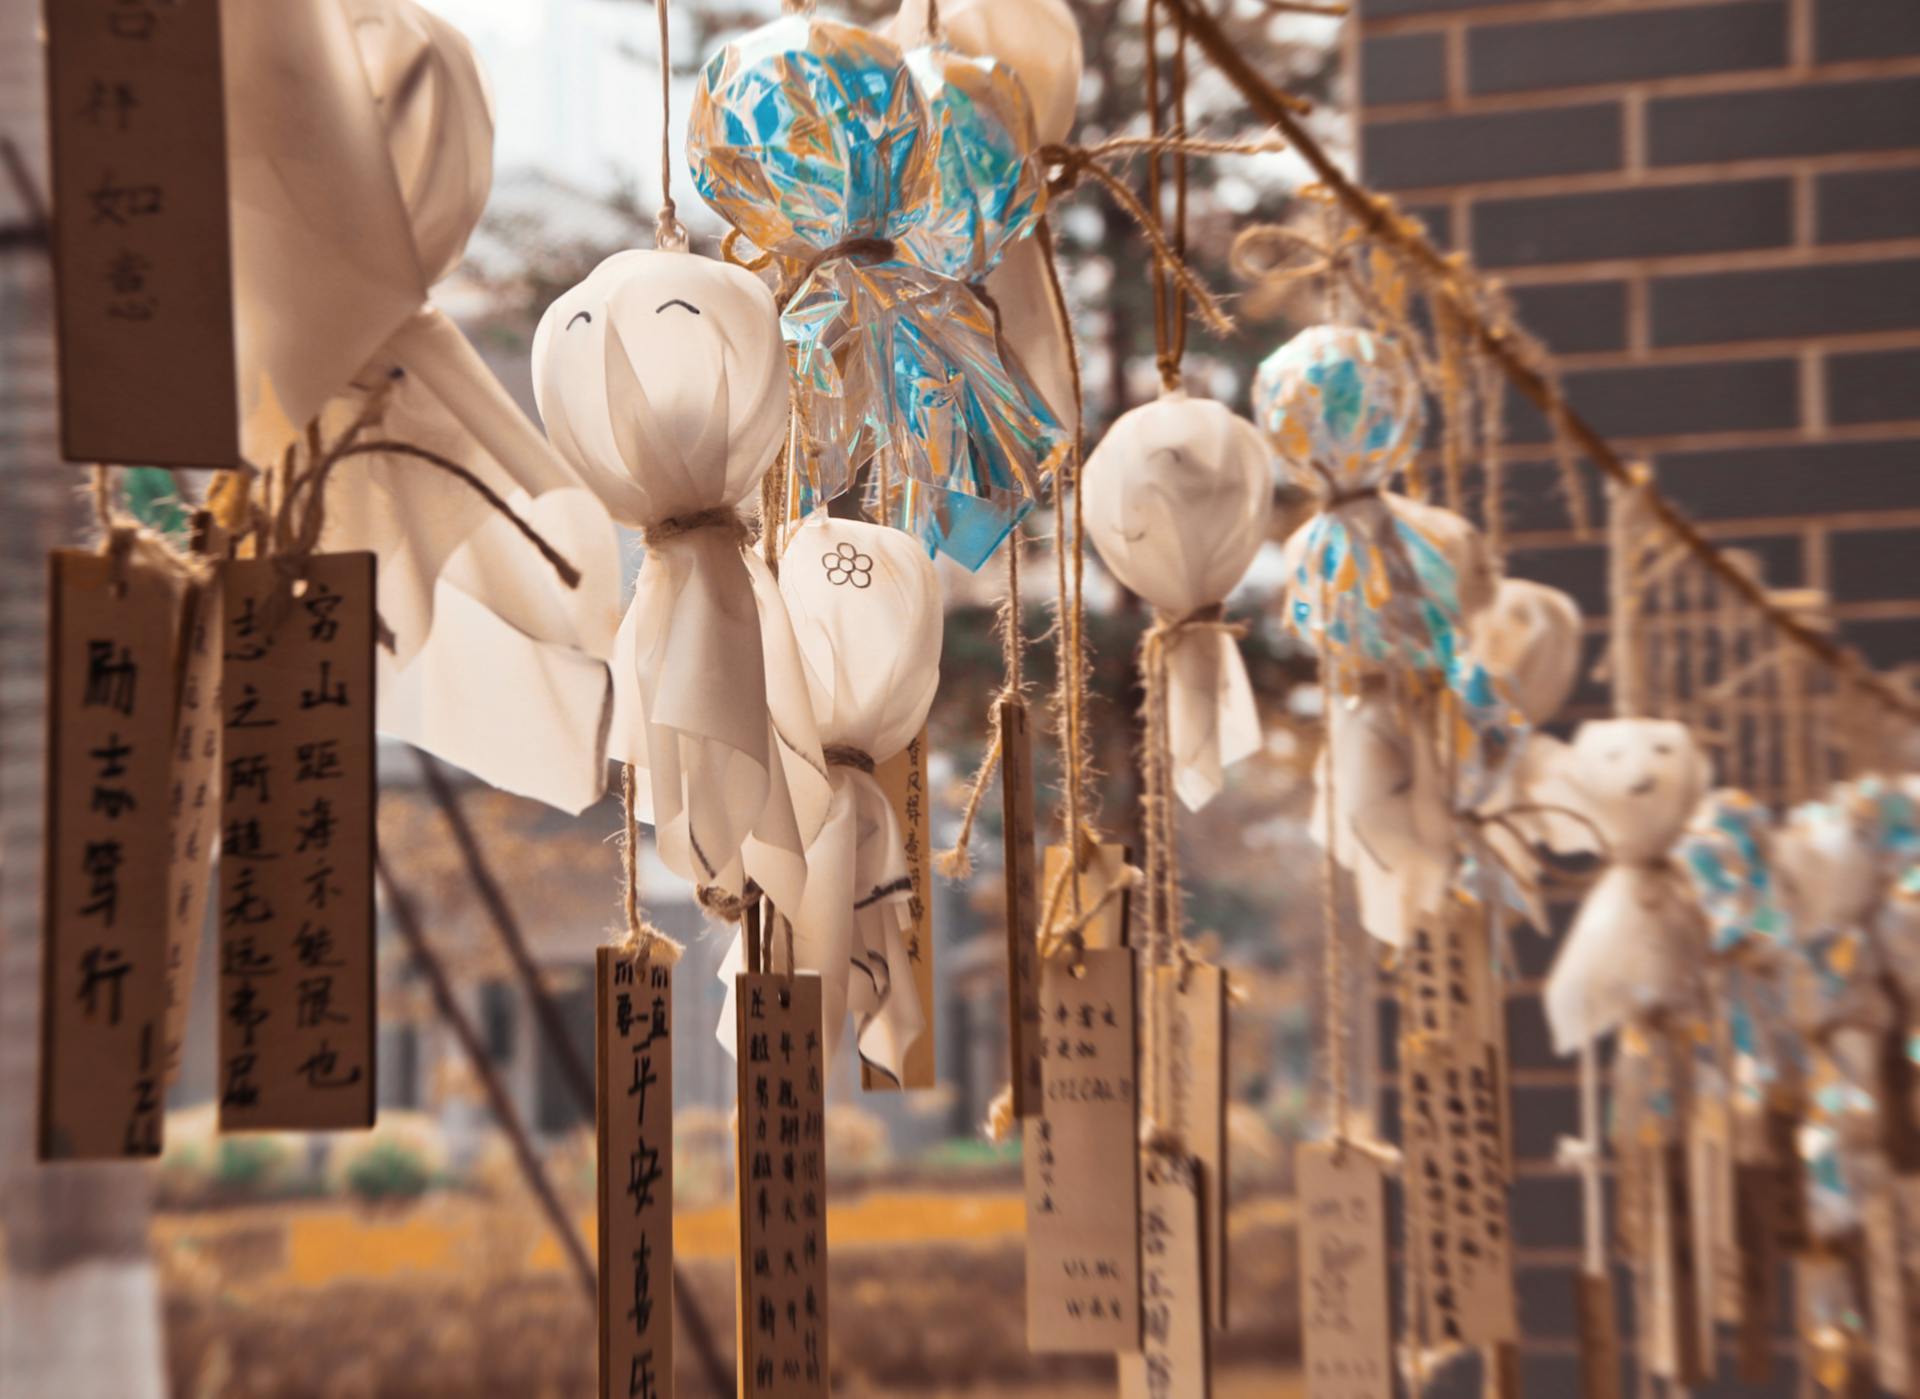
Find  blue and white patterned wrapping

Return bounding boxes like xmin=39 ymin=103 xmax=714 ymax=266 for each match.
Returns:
xmin=896 ymin=46 xmax=1044 ymax=280
xmin=1254 ymin=323 xmax=1427 ymax=498
xmin=688 ymin=16 xmax=1058 ymax=567
xmin=688 ymin=15 xmax=935 ymax=259
xmin=783 ymin=257 xmax=1067 ymax=569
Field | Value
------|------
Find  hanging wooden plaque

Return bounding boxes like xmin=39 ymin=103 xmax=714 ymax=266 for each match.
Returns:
xmin=43 ymin=0 xmax=238 ymax=467
xmin=1646 ymin=1142 xmax=1708 ymax=1385
xmin=599 ymin=946 xmax=674 ymax=1399
xmin=1024 ymin=946 xmax=1141 ymax=1353
xmin=1000 ymin=699 xmax=1043 ymax=1118
xmin=1041 ymin=840 xmax=1133 ymax=953
xmin=216 ymin=553 xmax=376 ymax=1130
xmin=1297 ymin=1141 xmax=1393 ymax=1399
xmin=734 ymin=971 xmax=829 ymax=1397
xmin=1689 ymin=1090 xmax=1734 ymax=1365
xmin=40 ymin=549 xmax=180 ymax=1159
xmin=1574 ymin=1271 xmax=1624 ymax=1399
xmin=1400 ymin=911 xmax=1517 ymax=1347
xmin=1731 ymin=1157 xmax=1782 ymax=1383
xmin=1863 ymin=1175 xmax=1920 ymax=1396
xmin=1146 ymin=961 xmax=1229 ymax=1331
xmin=1119 ymin=1148 xmax=1212 ymax=1399
xmin=865 ymin=728 xmax=933 ymax=1091
xmin=163 ymin=579 xmax=222 ymax=1081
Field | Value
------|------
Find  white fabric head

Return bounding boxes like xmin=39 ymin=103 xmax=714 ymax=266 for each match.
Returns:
xmin=1530 ymin=718 xmax=1712 ymax=1052
xmin=1083 ymin=394 xmax=1273 ymax=810
xmin=889 ymin=0 xmax=1082 ymax=144
xmin=722 ymin=518 xmax=943 ymax=1080
xmin=535 ymin=250 xmax=828 ymax=913
xmin=1470 ymin=578 xmax=1583 ymax=727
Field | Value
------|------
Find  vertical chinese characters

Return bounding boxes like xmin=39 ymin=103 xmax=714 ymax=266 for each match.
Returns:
xmin=217 ymin=555 xmax=375 ymax=1130
xmin=599 ymin=948 xmax=674 ymax=1399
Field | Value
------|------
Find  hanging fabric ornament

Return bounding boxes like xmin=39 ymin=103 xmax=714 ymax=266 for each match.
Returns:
xmin=1676 ymin=790 xmax=1805 ymax=1113
xmin=1523 ymin=719 xmax=1713 ymax=1053
xmin=227 ymin=0 xmax=573 ymax=499
xmin=533 ymin=250 xmax=831 ymax=914
xmin=719 ymin=517 xmax=941 ymax=1082
xmin=1082 ymin=392 xmax=1273 ymax=810
xmin=688 ymin=13 xmax=1067 ymax=567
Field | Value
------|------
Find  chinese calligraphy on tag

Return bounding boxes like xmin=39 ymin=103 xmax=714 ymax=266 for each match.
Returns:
xmin=217 ymin=554 xmax=375 ymax=1130
xmin=41 ymin=550 xmax=179 ymax=1159
xmin=44 ymin=0 xmax=237 ymax=466
xmin=164 ymin=579 xmax=222 ymax=1081
xmin=735 ymin=972 xmax=829 ymax=1397
xmin=1120 ymin=1149 xmax=1211 ymax=1399
xmin=1298 ymin=1141 xmax=1393 ymax=1399
xmin=598 ymin=947 xmax=673 ymax=1399
xmin=1024 ymin=947 xmax=1141 ymax=1354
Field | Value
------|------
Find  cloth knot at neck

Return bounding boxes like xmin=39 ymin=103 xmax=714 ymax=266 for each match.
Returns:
xmin=641 ymin=505 xmax=753 ymax=548
xmin=824 ymin=744 xmax=876 ymax=775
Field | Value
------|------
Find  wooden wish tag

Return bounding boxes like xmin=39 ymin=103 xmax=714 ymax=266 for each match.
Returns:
xmin=1688 ymin=1089 xmax=1735 ymax=1369
xmin=43 ymin=0 xmax=238 ymax=467
xmin=1146 ymin=961 xmax=1230 ymax=1332
xmin=1024 ymin=945 xmax=1141 ymax=1354
xmin=1119 ymin=1148 xmax=1212 ymax=1399
xmin=1574 ymin=1270 xmax=1624 ymax=1399
xmin=734 ymin=971 xmax=829 ymax=1397
xmin=164 ymin=578 xmax=222 ymax=1082
xmin=1645 ymin=1142 xmax=1708 ymax=1386
xmin=1730 ymin=1147 xmax=1783 ymax=1384
xmin=1041 ymin=839 xmax=1133 ymax=953
xmin=41 ymin=549 xmax=183 ymax=1159
xmin=1297 ymin=1141 xmax=1394 ymax=1399
xmin=865 ymin=728 xmax=933 ymax=1091
xmin=1399 ymin=909 xmax=1518 ymax=1349
xmin=216 ymin=553 xmax=376 ymax=1130
xmin=1862 ymin=1174 xmax=1920 ymax=1396
xmin=1000 ymin=698 xmax=1043 ymax=1118
xmin=598 ymin=946 xmax=674 ymax=1399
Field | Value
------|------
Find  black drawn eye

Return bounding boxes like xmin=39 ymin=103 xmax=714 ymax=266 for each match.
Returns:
xmin=656 ymin=299 xmax=701 ymax=316
xmin=567 ymin=310 xmax=592 ymax=330
xmin=1654 ymin=742 xmax=1673 ymax=755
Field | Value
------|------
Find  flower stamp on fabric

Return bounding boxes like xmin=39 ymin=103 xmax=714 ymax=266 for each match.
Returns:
xmin=824 ymin=541 xmax=874 ymax=588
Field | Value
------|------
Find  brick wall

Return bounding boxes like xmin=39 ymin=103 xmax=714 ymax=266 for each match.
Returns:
xmin=1353 ymin=0 xmax=1920 ymax=1392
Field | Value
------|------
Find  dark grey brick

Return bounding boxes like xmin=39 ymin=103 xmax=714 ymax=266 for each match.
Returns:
xmin=1816 ymin=0 xmax=1920 ymax=62
xmin=1508 ymin=358 xmax=1802 ymax=443
xmin=1474 ymin=179 xmax=1792 ymax=269
xmin=1829 ymin=526 xmax=1920 ymax=605
xmin=1650 ymin=76 xmax=1920 ymax=166
xmin=1469 ymin=2 xmax=1787 ymax=97
xmin=1652 ymin=258 xmax=1920 ymax=347
xmin=1505 ymin=993 xmax=1560 ymax=1072
xmin=1362 ymin=31 xmax=1447 ymax=105
xmin=1828 ymin=346 xmax=1920 ymax=426
xmin=1846 ymin=614 xmax=1920 ymax=667
xmin=1819 ymin=166 xmax=1920 ymax=245
xmin=1516 ymin=1262 xmax=1635 ymax=1338
xmin=1509 ymin=1173 xmax=1586 ymax=1251
xmin=1510 ymin=1083 xmax=1580 ymax=1162
xmin=1364 ymin=103 xmax=1623 ymax=192
xmin=1506 ymin=281 xmax=1630 ymax=354
xmin=1654 ymin=439 xmax=1920 ymax=522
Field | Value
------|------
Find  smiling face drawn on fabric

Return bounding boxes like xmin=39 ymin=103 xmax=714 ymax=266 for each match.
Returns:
xmin=532 ymin=250 xmax=790 ymax=528
xmin=1560 ymin=718 xmax=1710 ymax=863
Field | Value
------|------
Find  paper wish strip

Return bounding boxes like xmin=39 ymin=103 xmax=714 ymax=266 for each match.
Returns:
xmin=1297 ymin=1141 xmax=1393 ymax=1399
xmin=734 ymin=972 xmax=830 ymax=1397
xmin=164 ymin=579 xmax=222 ymax=1081
xmin=1000 ymin=699 xmax=1042 ymax=1117
xmin=866 ymin=729 xmax=933 ymax=1091
xmin=42 ymin=0 xmax=237 ymax=467
xmin=217 ymin=554 xmax=375 ymax=1130
xmin=1024 ymin=946 xmax=1141 ymax=1354
xmin=598 ymin=946 xmax=674 ymax=1399
xmin=41 ymin=550 xmax=181 ymax=1160
xmin=1145 ymin=962 xmax=1229 ymax=1332
xmin=1120 ymin=1148 xmax=1212 ymax=1399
